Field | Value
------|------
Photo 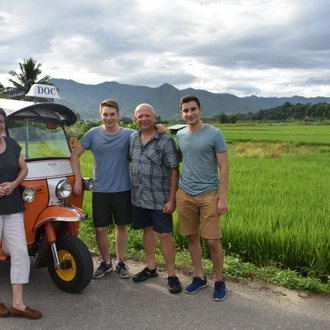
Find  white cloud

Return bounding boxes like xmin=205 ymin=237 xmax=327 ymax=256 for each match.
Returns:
xmin=0 ymin=0 xmax=329 ymax=97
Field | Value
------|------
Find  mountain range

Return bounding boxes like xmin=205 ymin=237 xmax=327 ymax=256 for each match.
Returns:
xmin=50 ymin=78 xmax=330 ymax=120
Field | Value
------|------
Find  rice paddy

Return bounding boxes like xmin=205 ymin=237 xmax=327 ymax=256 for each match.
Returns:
xmin=79 ymin=123 xmax=330 ymax=282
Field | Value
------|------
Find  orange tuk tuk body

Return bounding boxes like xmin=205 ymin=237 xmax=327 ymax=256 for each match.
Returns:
xmin=0 ymin=89 xmax=94 ymax=293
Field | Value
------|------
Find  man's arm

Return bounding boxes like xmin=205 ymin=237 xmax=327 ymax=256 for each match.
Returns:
xmin=163 ymin=167 xmax=179 ymax=214
xmin=216 ymin=151 xmax=229 ymax=215
xmin=70 ymin=142 xmax=87 ymax=195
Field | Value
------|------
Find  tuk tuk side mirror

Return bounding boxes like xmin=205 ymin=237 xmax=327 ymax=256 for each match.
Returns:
xmin=69 ymin=136 xmax=78 ymax=149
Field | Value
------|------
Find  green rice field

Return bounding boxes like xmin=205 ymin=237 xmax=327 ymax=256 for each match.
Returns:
xmin=79 ymin=124 xmax=330 ymax=282
xmin=219 ymin=123 xmax=330 ymax=145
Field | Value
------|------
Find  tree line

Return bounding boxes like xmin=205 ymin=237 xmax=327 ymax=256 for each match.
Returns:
xmin=207 ymin=101 xmax=330 ymax=123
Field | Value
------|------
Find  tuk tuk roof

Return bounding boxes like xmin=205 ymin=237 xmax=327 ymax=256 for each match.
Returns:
xmin=0 ymin=98 xmax=77 ymax=126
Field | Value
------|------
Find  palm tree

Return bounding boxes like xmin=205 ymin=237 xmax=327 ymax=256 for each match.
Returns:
xmin=0 ymin=82 xmax=7 ymax=98
xmin=8 ymin=58 xmax=51 ymax=99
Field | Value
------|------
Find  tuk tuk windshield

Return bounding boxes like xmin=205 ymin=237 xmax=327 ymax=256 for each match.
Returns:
xmin=8 ymin=120 xmax=71 ymax=159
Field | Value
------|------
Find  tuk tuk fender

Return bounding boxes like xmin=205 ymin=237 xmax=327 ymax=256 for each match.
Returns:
xmin=33 ymin=205 xmax=87 ymax=233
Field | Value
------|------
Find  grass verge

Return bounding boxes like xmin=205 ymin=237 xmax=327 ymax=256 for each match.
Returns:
xmin=79 ymin=224 xmax=330 ymax=293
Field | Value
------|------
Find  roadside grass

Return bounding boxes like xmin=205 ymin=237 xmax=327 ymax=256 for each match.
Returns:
xmin=79 ymin=222 xmax=330 ymax=292
xmin=77 ymin=125 xmax=330 ymax=293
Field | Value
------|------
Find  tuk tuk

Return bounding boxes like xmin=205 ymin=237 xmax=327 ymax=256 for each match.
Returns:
xmin=0 ymin=85 xmax=94 ymax=293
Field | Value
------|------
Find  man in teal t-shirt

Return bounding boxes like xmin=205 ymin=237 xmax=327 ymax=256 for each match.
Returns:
xmin=176 ymin=95 xmax=229 ymax=302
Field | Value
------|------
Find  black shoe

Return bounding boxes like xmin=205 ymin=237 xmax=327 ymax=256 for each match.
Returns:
xmin=168 ymin=275 xmax=182 ymax=294
xmin=132 ymin=267 xmax=158 ymax=282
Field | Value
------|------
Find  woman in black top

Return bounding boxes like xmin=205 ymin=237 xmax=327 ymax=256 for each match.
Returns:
xmin=0 ymin=107 xmax=41 ymax=319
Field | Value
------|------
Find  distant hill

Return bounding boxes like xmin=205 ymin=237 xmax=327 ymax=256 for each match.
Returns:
xmin=50 ymin=78 xmax=330 ymax=120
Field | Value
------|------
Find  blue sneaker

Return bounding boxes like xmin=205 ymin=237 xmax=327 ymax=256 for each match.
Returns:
xmin=185 ymin=275 xmax=208 ymax=294
xmin=213 ymin=280 xmax=226 ymax=301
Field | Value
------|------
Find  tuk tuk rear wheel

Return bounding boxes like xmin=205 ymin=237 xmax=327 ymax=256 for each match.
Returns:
xmin=46 ymin=235 xmax=93 ymax=293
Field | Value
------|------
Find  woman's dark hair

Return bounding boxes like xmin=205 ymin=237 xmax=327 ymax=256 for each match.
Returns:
xmin=0 ymin=107 xmax=7 ymax=124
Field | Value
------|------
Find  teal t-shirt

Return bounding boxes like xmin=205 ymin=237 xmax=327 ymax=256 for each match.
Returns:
xmin=177 ymin=124 xmax=228 ymax=196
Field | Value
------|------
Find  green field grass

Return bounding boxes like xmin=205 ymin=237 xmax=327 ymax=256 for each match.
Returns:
xmin=222 ymin=147 xmax=330 ymax=278
xmin=217 ymin=123 xmax=330 ymax=146
xmin=78 ymin=124 xmax=330 ymax=286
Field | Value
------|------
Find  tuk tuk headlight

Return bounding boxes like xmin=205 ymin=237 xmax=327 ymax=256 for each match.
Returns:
xmin=22 ymin=188 xmax=35 ymax=203
xmin=56 ymin=180 xmax=72 ymax=200
xmin=83 ymin=177 xmax=94 ymax=191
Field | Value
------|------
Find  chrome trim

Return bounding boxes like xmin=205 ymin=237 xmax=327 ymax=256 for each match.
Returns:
xmin=56 ymin=180 xmax=72 ymax=200
xmin=22 ymin=187 xmax=35 ymax=203
xmin=50 ymin=242 xmax=61 ymax=270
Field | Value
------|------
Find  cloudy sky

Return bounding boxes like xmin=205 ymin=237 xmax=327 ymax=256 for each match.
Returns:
xmin=1 ymin=0 xmax=330 ymax=97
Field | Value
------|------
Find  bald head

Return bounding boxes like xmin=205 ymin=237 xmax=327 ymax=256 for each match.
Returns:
xmin=135 ymin=103 xmax=156 ymax=131
xmin=135 ymin=103 xmax=155 ymax=116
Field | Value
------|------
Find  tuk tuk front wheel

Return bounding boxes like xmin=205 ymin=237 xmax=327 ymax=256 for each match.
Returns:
xmin=46 ymin=235 xmax=93 ymax=293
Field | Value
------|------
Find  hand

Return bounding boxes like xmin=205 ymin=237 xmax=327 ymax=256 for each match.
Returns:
xmin=73 ymin=180 xmax=83 ymax=195
xmin=0 ymin=184 xmax=6 ymax=197
xmin=218 ymin=197 xmax=228 ymax=215
xmin=163 ymin=200 xmax=176 ymax=214
xmin=155 ymin=124 xmax=166 ymax=134
xmin=1 ymin=182 xmax=15 ymax=196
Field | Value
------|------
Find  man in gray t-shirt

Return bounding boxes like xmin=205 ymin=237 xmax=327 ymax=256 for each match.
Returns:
xmin=176 ymin=95 xmax=229 ymax=302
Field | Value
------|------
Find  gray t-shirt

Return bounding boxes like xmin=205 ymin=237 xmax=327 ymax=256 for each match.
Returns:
xmin=177 ymin=124 xmax=228 ymax=196
xmin=80 ymin=126 xmax=135 ymax=193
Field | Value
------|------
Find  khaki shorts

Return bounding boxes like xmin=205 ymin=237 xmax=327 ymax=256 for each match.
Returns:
xmin=176 ymin=188 xmax=222 ymax=239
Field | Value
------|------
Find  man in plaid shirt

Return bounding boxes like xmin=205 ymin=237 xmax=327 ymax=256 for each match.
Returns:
xmin=129 ymin=103 xmax=182 ymax=294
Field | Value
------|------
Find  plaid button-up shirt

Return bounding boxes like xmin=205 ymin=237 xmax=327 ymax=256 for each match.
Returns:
xmin=130 ymin=131 xmax=179 ymax=210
